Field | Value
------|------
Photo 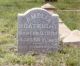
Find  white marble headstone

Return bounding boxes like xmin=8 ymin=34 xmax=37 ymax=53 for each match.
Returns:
xmin=18 ymin=8 xmax=59 ymax=54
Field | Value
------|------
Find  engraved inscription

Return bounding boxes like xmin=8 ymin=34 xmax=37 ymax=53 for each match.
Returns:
xmin=18 ymin=8 xmax=59 ymax=54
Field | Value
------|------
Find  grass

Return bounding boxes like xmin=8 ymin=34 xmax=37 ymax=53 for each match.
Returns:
xmin=0 ymin=0 xmax=80 ymax=66
xmin=0 ymin=46 xmax=79 ymax=66
xmin=58 ymin=11 xmax=80 ymax=30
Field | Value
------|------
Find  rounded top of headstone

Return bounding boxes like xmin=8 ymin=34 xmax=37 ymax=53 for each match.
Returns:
xmin=18 ymin=8 xmax=58 ymax=17
xmin=41 ymin=3 xmax=56 ymax=10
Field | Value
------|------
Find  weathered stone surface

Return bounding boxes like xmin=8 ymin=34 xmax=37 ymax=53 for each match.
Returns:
xmin=62 ymin=30 xmax=80 ymax=46
xmin=41 ymin=3 xmax=56 ymax=14
xmin=59 ymin=22 xmax=71 ymax=40
xmin=18 ymin=8 xmax=59 ymax=54
xmin=41 ymin=3 xmax=56 ymax=9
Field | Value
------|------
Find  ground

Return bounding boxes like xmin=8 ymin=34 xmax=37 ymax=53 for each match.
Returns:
xmin=0 ymin=0 xmax=80 ymax=66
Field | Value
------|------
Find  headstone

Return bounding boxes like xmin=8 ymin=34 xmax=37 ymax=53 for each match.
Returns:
xmin=41 ymin=3 xmax=56 ymax=13
xmin=18 ymin=8 xmax=59 ymax=54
